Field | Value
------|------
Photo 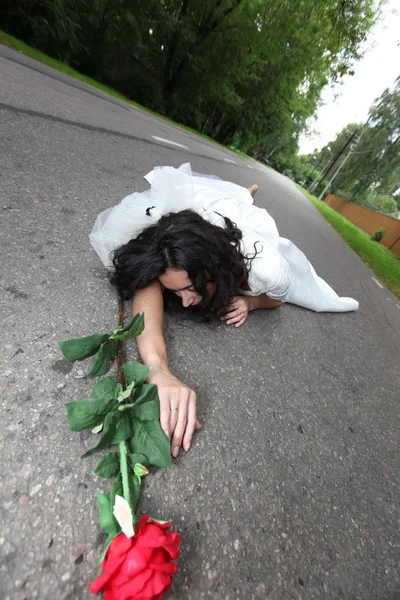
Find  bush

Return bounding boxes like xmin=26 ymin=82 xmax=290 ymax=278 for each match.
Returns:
xmin=371 ymin=229 xmax=385 ymax=243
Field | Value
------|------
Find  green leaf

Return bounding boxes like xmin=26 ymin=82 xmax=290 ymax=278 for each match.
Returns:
xmin=133 ymin=383 xmax=158 ymax=405
xmin=65 ymin=392 xmax=118 ymax=432
xmin=110 ymin=412 xmax=133 ymax=444
xmin=119 ymin=313 xmax=144 ymax=334
xmin=133 ymin=384 xmax=160 ymax=421
xmin=117 ymin=381 xmax=135 ymax=403
xmin=130 ymin=462 xmax=149 ymax=486
xmin=130 ymin=420 xmax=171 ymax=468
xmin=81 ymin=412 xmax=117 ymax=458
xmin=127 ymin=470 xmax=141 ymax=513
xmin=113 ymin=314 xmax=144 ymax=341
xmin=91 ymin=377 xmax=119 ymax=402
xmin=128 ymin=453 xmax=150 ymax=468
xmin=97 ymin=493 xmax=119 ymax=537
xmin=123 ymin=362 xmax=150 ymax=388
xmin=85 ymin=339 xmax=117 ymax=379
xmin=66 ymin=401 xmax=103 ymax=432
xmin=118 ymin=403 xmax=135 ymax=412
xmin=92 ymin=423 xmax=103 ymax=434
xmin=132 ymin=463 xmax=149 ymax=478
xmin=94 ymin=452 xmax=120 ymax=479
xmin=59 ymin=333 xmax=109 ymax=363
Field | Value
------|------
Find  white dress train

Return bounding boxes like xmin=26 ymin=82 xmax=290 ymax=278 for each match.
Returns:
xmin=90 ymin=163 xmax=359 ymax=313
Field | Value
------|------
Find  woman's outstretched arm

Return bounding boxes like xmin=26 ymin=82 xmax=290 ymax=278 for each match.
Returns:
xmin=132 ymin=280 xmax=200 ymax=457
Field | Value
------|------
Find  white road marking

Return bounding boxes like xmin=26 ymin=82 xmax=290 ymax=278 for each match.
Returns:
xmin=224 ymin=158 xmax=236 ymax=164
xmin=152 ymin=136 xmax=189 ymax=150
xmin=247 ymin=165 xmax=255 ymax=169
xmin=372 ymin=277 xmax=384 ymax=289
xmin=396 ymin=304 xmax=400 ymax=310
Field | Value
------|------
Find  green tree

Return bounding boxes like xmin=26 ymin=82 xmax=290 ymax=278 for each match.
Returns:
xmin=357 ymin=191 xmax=398 ymax=215
xmin=2 ymin=0 xmax=381 ymax=159
xmin=314 ymin=77 xmax=400 ymax=203
xmin=1 ymin=0 xmax=79 ymax=60
xmin=350 ymin=78 xmax=400 ymax=199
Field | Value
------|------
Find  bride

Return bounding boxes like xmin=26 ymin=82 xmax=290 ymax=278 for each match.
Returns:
xmin=90 ymin=163 xmax=359 ymax=458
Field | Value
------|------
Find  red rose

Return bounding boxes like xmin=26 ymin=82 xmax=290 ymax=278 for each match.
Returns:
xmin=90 ymin=516 xmax=181 ymax=600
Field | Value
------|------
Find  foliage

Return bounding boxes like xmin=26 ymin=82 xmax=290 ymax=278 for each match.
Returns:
xmin=299 ymin=186 xmax=400 ymax=298
xmin=358 ymin=191 xmax=398 ymax=215
xmin=308 ymin=78 xmax=400 ymax=213
xmin=2 ymin=0 xmax=380 ymax=159
xmin=274 ymin=154 xmax=319 ymax=183
xmin=0 ymin=0 xmax=79 ymax=60
xmin=59 ymin=312 xmax=173 ymax=556
xmin=371 ymin=229 xmax=385 ymax=243
xmin=60 ymin=314 xmax=144 ymax=377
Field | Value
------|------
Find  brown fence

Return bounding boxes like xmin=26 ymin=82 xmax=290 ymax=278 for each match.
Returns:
xmin=324 ymin=194 xmax=400 ymax=257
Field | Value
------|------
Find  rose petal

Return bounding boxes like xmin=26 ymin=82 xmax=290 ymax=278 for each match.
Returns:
xmin=134 ymin=523 xmax=172 ymax=549
xmin=135 ymin=514 xmax=150 ymax=535
xmin=90 ymin=516 xmax=180 ymax=600
xmin=103 ymin=568 xmax=153 ymax=600
xmin=142 ymin=569 xmax=172 ymax=598
xmin=106 ymin=533 xmax=132 ymax=560
xmin=149 ymin=556 xmax=178 ymax=574
xmin=90 ymin=534 xmax=132 ymax=593
xmin=116 ymin=547 xmax=152 ymax=581
xmin=117 ymin=569 xmax=172 ymax=600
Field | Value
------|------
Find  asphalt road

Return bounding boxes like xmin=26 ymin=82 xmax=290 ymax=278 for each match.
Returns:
xmin=1 ymin=45 xmax=399 ymax=600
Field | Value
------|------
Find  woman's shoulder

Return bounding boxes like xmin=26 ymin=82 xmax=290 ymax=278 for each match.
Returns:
xmin=242 ymin=233 xmax=291 ymax=300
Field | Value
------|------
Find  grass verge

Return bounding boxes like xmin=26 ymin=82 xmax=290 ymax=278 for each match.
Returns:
xmin=0 ymin=30 xmax=258 ymax=164
xmin=298 ymin=186 xmax=400 ymax=297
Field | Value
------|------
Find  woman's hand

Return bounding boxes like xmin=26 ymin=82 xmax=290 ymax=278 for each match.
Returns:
xmin=147 ymin=366 xmax=201 ymax=458
xmin=221 ymin=296 xmax=253 ymax=327
xmin=222 ymin=294 xmax=282 ymax=327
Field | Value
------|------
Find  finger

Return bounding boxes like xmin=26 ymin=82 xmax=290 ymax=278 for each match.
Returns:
xmin=171 ymin=391 xmax=189 ymax=457
xmin=221 ymin=309 xmax=236 ymax=320
xmin=158 ymin=389 xmax=171 ymax=439
xmin=224 ymin=308 xmax=242 ymax=321
xmin=195 ymin=419 xmax=201 ymax=430
xmin=183 ymin=391 xmax=197 ymax=452
xmin=234 ymin=316 xmax=247 ymax=328
xmin=226 ymin=312 xmax=244 ymax=325
xmin=168 ymin=389 xmax=179 ymax=439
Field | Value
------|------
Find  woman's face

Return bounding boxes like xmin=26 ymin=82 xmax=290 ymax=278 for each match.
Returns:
xmin=158 ymin=269 xmax=215 ymax=308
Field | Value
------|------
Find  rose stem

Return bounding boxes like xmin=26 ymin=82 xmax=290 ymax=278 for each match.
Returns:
xmin=119 ymin=440 xmax=132 ymax=511
xmin=116 ymin=291 xmax=126 ymax=386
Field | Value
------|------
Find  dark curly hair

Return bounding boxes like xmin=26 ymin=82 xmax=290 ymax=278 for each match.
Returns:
xmin=111 ymin=209 xmax=258 ymax=316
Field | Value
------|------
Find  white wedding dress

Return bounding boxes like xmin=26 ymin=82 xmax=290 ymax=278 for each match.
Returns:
xmin=90 ymin=163 xmax=359 ymax=312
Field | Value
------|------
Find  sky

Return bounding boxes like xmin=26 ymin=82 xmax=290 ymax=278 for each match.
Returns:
xmin=298 ymin=0 xmax=400 ymax=155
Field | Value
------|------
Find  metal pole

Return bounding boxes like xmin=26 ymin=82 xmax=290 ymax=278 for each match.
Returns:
xmin=318 ymin=151 xmax=354 ymax=200
xmin=309 ymin=158 xmax=332 ymax=192
xmin=305 ymin=155 xmax=324 ymax=188
xmin=310 ymin=129 xmax=359 ymax=194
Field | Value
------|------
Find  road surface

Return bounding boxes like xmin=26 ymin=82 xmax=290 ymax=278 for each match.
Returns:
xmin=1 ymin=45 xmax=399 ymax=600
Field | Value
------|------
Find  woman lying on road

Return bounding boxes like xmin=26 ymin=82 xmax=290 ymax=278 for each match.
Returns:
xmin=90 ymin=163 xmax=358 ymax=459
